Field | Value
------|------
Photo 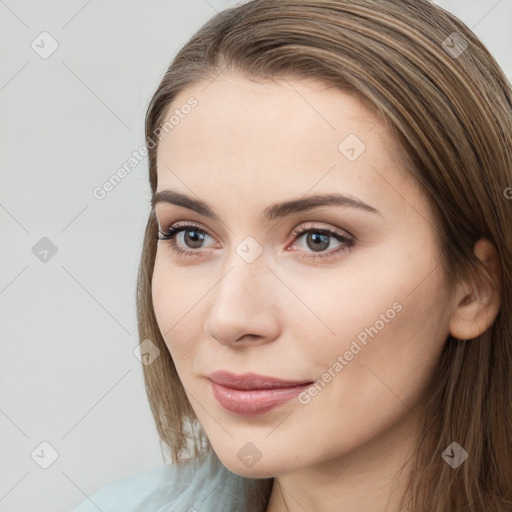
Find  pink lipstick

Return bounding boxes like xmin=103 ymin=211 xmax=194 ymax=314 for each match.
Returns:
xmin=207 ymin=371 xmax=313 ymax=416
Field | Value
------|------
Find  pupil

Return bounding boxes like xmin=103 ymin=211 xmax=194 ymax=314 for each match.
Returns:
xmin=185 ymin=230 xmax=204 ymax=248
xmin=307 ymin=233 xmax=329 ymax=252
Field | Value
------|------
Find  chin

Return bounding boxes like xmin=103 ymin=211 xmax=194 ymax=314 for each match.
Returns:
xmin=214 ymin=448 xmax=297 ymax=479
xmin=223 ymin=459 xmax=278 ymax=479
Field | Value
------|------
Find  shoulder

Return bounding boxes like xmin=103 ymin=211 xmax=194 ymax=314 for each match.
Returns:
xmin=70 ymin=461 xmax=177 ymax=512
xmin=70 ymin=449 xmax=266 ymax=512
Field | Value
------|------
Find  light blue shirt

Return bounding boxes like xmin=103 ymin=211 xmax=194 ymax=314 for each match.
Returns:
xmin=70 ymin=449 xmax=271 ymax=512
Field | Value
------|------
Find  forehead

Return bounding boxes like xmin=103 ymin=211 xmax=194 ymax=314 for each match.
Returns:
xmin=159 ymin=72 xmax=384 ymax=157
xmin=155 ymin=71 xmax=421 ymax=218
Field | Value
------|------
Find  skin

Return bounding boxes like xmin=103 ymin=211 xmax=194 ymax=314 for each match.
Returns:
xmin=151 ymin=71 xmax=501 ymax=512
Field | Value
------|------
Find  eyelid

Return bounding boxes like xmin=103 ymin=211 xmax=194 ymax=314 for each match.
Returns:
xmin=286 ymin=222 xmax=356 ymax=245
xmin=159 ymin=220 xmax=352 ymax=245
xmin=158 ymin=219 xmax=355 ymax=262
xmin=164 ymin=220 xmax=216 ymax=239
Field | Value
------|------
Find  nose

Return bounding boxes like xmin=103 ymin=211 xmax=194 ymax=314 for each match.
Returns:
xmin=203 ymin=254 xmax=280 ymax=348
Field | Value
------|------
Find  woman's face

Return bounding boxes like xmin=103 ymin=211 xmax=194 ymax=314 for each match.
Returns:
xmin=151 ymin=71 xmax=456 ymax=478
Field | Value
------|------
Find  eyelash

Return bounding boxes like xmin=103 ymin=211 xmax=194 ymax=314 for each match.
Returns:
xmin=156 ymin=222 xmax=354 ymax=261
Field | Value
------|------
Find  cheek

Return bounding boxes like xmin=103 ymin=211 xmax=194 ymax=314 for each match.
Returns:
xmin=152 ymin=250 xmax=201 ymax=325
xmin=288 ymin=238 xmax=449 ymax=391
xmin=151 ymin=254 xmax=172 ymax=332
xmin=286 ymin=277 xmax=449 ymax=459
xmin=151 ymin=253 xmax=200 ymax=364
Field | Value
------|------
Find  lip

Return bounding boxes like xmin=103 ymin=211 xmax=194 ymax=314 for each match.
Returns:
xmin=207 ymin=371 xmax=313 ymax=416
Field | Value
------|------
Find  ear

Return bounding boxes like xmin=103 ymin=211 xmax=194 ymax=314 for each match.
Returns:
xmin=449 ymin=238 xmax=502 ymax=340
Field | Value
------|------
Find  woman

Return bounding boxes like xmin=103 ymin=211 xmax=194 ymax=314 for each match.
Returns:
xmin=72 ymin=0 xmax=512 ymax=510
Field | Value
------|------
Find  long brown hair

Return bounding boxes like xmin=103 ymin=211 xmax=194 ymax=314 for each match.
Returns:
xmin=136 ymin=1 xmax=512 ymax=510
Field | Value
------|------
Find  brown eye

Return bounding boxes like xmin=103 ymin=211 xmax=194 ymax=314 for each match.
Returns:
xmin=157 ymin=223 xmax=215 ymax=258
xmin=288 ymin=225 xmax=354 ymax=261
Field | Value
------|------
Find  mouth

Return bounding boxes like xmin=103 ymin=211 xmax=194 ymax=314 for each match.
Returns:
xmin=207 ymin=371 xmax=314 ymax=416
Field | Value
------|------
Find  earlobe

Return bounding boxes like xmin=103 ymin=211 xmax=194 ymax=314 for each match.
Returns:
xmin=449 ymin=238 xmax=502 ymax=341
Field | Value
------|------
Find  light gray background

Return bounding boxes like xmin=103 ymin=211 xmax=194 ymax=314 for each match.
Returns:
xmin=0 ymin=1 xmax=510 ymax=511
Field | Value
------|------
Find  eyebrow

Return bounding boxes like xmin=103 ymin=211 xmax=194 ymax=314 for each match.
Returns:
xmin=151 ymin=189 xmax=381 ymax=220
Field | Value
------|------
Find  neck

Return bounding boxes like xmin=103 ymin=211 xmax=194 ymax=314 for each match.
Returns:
xmin=265 ymin=408 xmax=423 ymax=512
